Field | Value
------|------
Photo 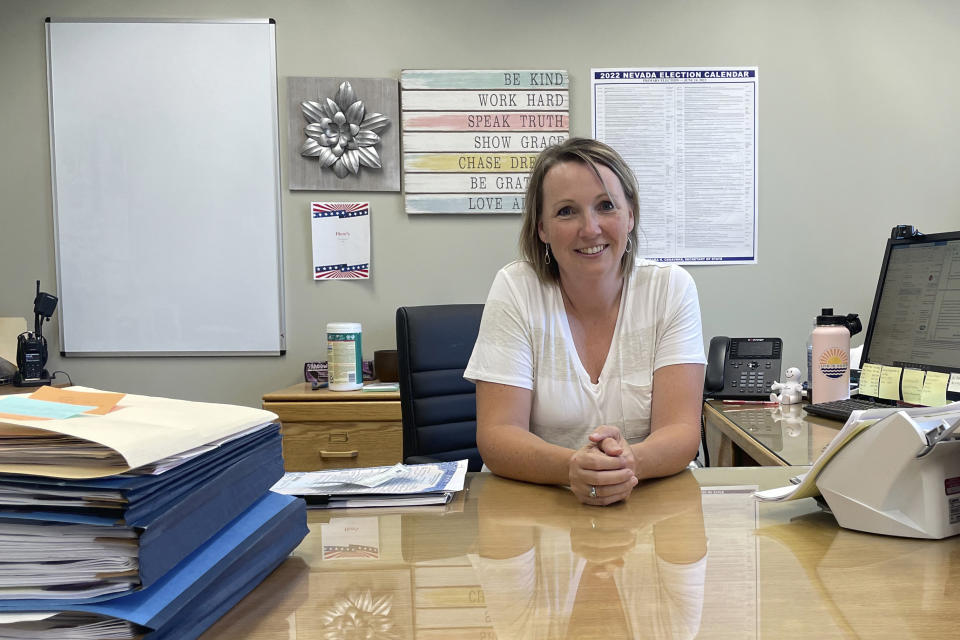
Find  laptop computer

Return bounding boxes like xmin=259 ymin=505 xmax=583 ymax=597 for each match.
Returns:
xmin=804 ymin=228 xmax=960 ymax=421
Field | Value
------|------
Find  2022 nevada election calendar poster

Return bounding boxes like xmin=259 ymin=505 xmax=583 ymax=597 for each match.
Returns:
xmin=592 ymin=67 xmax=758 ymax=265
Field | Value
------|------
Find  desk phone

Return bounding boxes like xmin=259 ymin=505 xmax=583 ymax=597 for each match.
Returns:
xmin=705 ymin=336 xmax=783 ymax=400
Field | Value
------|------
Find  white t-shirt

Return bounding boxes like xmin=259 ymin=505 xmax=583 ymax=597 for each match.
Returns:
xmin=464 ymin=259 xmax=706 ymax=449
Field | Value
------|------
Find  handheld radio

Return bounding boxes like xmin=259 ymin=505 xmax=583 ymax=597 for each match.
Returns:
xmin=14 ymin=281 xmax=58 ymax=387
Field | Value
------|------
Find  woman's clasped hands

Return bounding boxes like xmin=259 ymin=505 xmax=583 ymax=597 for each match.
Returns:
xmin=568 ymin=425 xmax=638 ymax=505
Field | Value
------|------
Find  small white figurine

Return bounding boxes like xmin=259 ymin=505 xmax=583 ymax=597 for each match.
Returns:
xmin=770 ymin=367 xmax=805 ymax=405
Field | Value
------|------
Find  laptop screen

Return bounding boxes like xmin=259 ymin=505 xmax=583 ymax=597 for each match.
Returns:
xmin=860 ymin=230 xmax=960 ymax=402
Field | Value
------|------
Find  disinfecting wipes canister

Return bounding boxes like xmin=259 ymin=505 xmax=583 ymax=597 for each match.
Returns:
xmin=326 ymin=322 xmax=362 ymax=391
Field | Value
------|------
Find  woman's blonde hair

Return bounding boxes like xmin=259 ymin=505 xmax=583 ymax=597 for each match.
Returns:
xmin=519 ymin=137 xmax=639 ymax=285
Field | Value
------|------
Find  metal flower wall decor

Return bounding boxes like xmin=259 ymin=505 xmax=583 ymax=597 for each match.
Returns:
xmin=300 ymin=82 xmax=391 ymax=179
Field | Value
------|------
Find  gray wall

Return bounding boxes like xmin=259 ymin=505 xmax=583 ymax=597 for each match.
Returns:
xmin=1 ymin=0 xmax=958 ymax=407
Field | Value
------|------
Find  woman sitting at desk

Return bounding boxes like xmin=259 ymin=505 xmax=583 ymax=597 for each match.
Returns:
xmin=464 ymin=138 xmax=706 ymax=505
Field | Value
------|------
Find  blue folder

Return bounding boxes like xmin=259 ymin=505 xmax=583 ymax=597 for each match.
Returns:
xmin=0 ymin=423 xmax=285 ymax=592
xmin=0 ymin=491 xmax=308 ymax=640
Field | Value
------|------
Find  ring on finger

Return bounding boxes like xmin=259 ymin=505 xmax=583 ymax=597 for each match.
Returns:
xmin=589 ymin=485 xmax=598 ymax=499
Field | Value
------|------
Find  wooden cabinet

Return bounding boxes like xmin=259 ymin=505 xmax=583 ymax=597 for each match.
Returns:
xmin=262 ymin=383 xmax=402 ymax=471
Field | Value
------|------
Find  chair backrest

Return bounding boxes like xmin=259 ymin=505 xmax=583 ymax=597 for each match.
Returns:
xmin=396 ymin=304 xmax=484 ymax=471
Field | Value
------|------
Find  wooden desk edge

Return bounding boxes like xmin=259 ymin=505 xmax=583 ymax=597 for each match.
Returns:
xmin=262 ymin=382 xmax=400 ymax=402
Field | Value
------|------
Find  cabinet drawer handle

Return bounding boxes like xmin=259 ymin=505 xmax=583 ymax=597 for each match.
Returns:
xmin=320 ymin=450 xmax=359 ymax=459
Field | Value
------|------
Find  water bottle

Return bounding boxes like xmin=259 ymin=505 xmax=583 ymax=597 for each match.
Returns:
xmin=811 ymin=309 xmax=862 ymax=404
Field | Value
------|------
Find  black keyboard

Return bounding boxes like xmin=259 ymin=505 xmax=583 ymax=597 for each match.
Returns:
xmin=802 ymin=397 xmax=897 ymax=422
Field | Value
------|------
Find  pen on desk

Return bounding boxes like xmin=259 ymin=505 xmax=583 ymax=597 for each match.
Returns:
xmin=721 ymin=400 xmax=779 ymax=406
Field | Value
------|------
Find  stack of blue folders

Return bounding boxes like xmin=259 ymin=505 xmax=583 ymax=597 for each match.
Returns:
xmin=0 ymin=390 xmax=308 ymax=639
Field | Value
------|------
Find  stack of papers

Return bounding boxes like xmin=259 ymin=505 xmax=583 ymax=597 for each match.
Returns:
xmin=0 ymin=388 xmax=129 ymax=468
xmin=0 ymin=386 xmax=279 ymax=478
xmin=755 ymin=401 xmax=960 ymax=502
xmin=0 ymin=421 xmax=284 ymax=598
xmin=0 ymin=387 xmax=309 ymax=639
xmin=273 ymin=459 xmax=468 ymax=508
xmin=0 ymin=612 xmax=137 ymax=639
xmin=0 ymin=520 xmax=138 ymax=599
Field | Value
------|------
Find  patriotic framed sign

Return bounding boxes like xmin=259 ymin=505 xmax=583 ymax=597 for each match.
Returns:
xmin=311 ymin=202 xmax=371 ymax=280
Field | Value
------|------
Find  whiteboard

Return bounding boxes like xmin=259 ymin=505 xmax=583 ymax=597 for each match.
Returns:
xmin=46 ymin=19 xmax=285 ymax=355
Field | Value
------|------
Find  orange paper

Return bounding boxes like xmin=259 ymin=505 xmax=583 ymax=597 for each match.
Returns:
xmin=28 ymin=386 xmax=126 ymax=416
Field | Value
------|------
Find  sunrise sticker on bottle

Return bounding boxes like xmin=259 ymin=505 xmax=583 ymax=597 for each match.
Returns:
xmin=818 ymin=348 xmax=849 ymax=379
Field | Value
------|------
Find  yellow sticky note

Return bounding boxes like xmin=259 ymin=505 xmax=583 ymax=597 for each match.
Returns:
xmin=858 ymin=363 xmax=882 ymax=397
xmin=878 ymin=366 xmax=902 ymax=401
xmin=900 ymin=369 xmax=925 ymax=405
xmin=920 ymin=372 xmax=949 ymax=407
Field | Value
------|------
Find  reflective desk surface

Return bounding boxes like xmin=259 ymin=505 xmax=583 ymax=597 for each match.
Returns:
xmin=201 ymin=468 xmax=959 ymax=639
xmin=703 ymin=400 xmax=846 ymax=466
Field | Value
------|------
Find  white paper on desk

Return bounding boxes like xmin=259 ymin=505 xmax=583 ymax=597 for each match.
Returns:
xmin=305 ymin=463 xmax=443 ymax=490
xmin=311 ymin=202 xmax=370 ymax=280
xmin=272 ymin=459 xmax=468 ymax=496
xmin=754 ymin=401 xmax=960 ymax=502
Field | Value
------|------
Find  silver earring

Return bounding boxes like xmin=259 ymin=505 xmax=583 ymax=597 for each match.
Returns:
xmin=625 ymin=236 xmax=633 ymax=254
xmin=544 ymin=244 xmax=551 ymax=265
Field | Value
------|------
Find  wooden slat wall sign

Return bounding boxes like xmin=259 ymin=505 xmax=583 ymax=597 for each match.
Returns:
xmin=401 ymin=70 xmax=569 ymax=214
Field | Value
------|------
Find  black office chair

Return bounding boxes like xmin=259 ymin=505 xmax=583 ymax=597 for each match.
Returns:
xmin=396 ymin=304 xmax=484 ymax=471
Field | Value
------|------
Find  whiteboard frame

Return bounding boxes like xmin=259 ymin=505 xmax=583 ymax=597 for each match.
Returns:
xmin=46 ymin=18 xmax=286 ymax=356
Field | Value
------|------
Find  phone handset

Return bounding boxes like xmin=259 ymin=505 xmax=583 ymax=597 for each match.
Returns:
xmin=704 ymin=336 xmax=730 ymax=394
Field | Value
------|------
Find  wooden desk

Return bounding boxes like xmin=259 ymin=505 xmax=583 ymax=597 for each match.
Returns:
xmin=200 ymin=467 xmax=960 ymax=639
xmin=262 ymin=383 xmax=402 ymax=471
xmin=703 ymin=400 xmax=844 ymax=466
